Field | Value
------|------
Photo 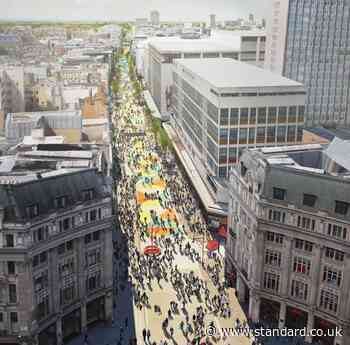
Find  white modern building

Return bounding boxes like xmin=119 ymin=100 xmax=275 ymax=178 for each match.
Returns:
xmin=171 ymin=58 xmax=306 ymax=178
xmin=210 ymin=14 xmax=216 ymax=28
xmin=227 ymin=141 xmax=350 ymax=345
xmin=265 ymin=0 xmax=350 ymax=126
xmin=150 ymin=10 xmax=160 ymax=26
xmin=147 ymin=39 xmax=239 ymax=119
xmin=168 ymin=58 xmax=305 ymax=218
xmin=210 ymin=30 xmax=266 ymax=67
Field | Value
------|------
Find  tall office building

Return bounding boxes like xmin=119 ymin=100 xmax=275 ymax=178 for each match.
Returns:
xmin=150 ymin=10 xmax=160 ymax=26
xmin=171 ymin=58 xmax=305 ymax=179
xmin=210 ymin=14 xmax=216 ymax=28
xmin=265 ymin=0 xmax=350 ymax=127
xmin=249 ymin=13 xmax=255 ymax=24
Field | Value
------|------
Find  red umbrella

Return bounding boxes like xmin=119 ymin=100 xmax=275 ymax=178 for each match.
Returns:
xmin=144 ymin=245 xmax=161 ymax=256
xmin=207 ymin=240 xmax=219 ymax=251
xmin=217 ymin=224 xmax=227 ymax=238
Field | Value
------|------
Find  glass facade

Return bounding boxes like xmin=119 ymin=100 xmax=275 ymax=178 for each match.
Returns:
xmin=284 ymin=0 xmax=350 ymax=125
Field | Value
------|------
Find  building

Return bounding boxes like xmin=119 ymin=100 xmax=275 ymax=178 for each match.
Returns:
xmin=226 ymin=141 xmax=350 ymax=345
xmin=168 ymin=58 xmax=305 ymax=219
xmin=0 ymin=65 xmax=25 ymax=115
xmin=150 ymin=10 xmax=160 ymax=26
xmin=210 ymin=30 xmax=266 ymax=67
xmin=135 ymin=18 xmax=148 ymax=26
xmin=249 ymin=13 xmax=255 ymax=24
xmin=5 ymin=110 xmax=82 ymax=145
xmin=210 ymin=14 xmax=216 ymax=29
xmin=0 ymin=168 xmax=113 ymax=345
xmin=171 ymin=58 xmax=305 ymax=178
xmin=265 ymin=0 xmax=350 ymax=126
xmin=147 ymin=38 xmax=240 ymax=118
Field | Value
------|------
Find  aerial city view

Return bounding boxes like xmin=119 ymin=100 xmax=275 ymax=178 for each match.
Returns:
xmin=0 ymin=0 xmax=349 ymax=344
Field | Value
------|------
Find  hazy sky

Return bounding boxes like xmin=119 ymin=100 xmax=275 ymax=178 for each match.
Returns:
xmin=1 ymin=0 xmax=270 ymax=22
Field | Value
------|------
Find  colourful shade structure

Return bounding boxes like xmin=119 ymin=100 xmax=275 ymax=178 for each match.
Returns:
xmin=206 ymin=240 xmax=219 ymax=252
xmin=144 ymin=245 xmax=161 ymax=256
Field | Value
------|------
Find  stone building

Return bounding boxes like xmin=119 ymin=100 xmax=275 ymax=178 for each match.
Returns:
xmin=0 ymin=168 xmax=113 ymax=344
xmin=226 ymin=139 xmax=350 ymax=345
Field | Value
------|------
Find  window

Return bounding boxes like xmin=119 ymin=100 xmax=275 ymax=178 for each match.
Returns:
xmin=268 ymin=209 xmax=286 ymax=223
xmin=85 ymin=234 xmax=92 ymax=244
xmin=291 ymin=280 xmax=308 ymax=301
xmin=325 ymin=247 xmax=344 ymax=262
xmin=265 ymin=231 xmax=284 ymax=244
xmin=293 ymin=256 xmax=311 ymax=275
xmin=335 ymin=200 xmax=349 ymax=215
xmin=303 ymin=194 xmax=317 ymax=207
xmin=34 ymin=272 xmax=48 ymax=292
xmin=5 ymin=234 xmax=14 ymax=248
xmin=86 ymin=272 xmax=101 ymax=291
xmin=82 ymin=189 xmax=94 ymax=201
xmin=258 ymin=107 xmax=267 ymax=123
xmin=263 ymin=272 xmax=280 ymax=292
xmin=9 ymin=284 xmax=17 ymax=303
xmin=0 ymin=312 xmax=3 ymax=322
xmin=40 ymin=252 xmax=47 ymax=263
xmin=59 ymin=259 xmax=74 ymax=278
xmin=297 ymin=216 xmax=316 ymax=231
xmin=58 ymin=243 xmax=65 ymax=255
xmin=327 ymin=224 xmax=347 ymax=240
xmin=264 ymin=249 xmax=282 ymax=267
xmin=60 ymin=285 xmax=75 ymax=305
xmin=10 ymin=312 xmax=18 ymax=323
xmin=294 ymin=239 xmax=313 ymax=252
xmin=66 ymin=240 xmax=74 ymax=251
xmin=7 ymin=261 xmax=15 ymax=275
xmin=55 ymin=196 xmax=67 ymax=209
xmin=90 ymin=210 xmax=97 ymax=221
xmin=26 ymin=204 xmax=39 ymax=219
xmin=86 ymin=249 xmax=101 ymax=266
xmin=93 ymin=231 xmax=100 ymax=241
xmin=36 ymin=297 xmax=49 ymax=320
xmin=273 ymin=187 xmax=286 ymax=200
xmin=319 ymin=290 xmax=338 ymax=313
xmin=323 ymin=266 xmax=342 ymax=287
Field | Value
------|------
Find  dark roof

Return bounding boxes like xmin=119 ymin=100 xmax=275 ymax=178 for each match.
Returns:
xmin=306 ymin=127 xmax=350 ymax=141
xmin=0 ymin=169 xmax=110 ymax=221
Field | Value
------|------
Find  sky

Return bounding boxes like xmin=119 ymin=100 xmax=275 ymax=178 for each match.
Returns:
xmin=1 ymin=0 xmax=270 ymax=22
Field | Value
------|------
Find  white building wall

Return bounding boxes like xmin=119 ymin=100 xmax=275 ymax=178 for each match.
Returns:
xmin=265 ymin=0 xmax=290 ymax=74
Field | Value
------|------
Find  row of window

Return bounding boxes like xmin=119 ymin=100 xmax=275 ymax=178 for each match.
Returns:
xmin=24 ymin=188 xmax=96 ymax=219
xmin=263 ymin=273 xmax=339 ymax=313
xmin=212 ymin=90 xmax=306 ymax=98
xmin=273 ymin=187 xmax=350 ymax=216
xmin=265 ymin=231 xmax=345 ymax=262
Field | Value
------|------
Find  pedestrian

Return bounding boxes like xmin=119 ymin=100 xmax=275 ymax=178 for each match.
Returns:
xmin=142 ymin=328 xmax=147 ymax=342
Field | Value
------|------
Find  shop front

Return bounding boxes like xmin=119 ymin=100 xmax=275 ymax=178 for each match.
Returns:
xmin=285 ymin=306 xmax=308 ymax=330
xmin=87 ymin=296 xmax=106 ymax=327
xmin=62 ymin=309 xmax=81 ymax=342
xmin=314 ymin=317 xmax=336 ymax=345
xmin=38 ymin=323 xmax=57 ymax=345
xmin=259 ymin=298 xmax=280 ymax=328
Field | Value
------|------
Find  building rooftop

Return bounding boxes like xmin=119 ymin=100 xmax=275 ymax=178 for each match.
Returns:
xmin=211 ymin=29 xmax=266 ymax=37
xmin=174 ymin=58 xmax=304 ymax=89
xmin=149 ymin=38 xmax=238 ymax=53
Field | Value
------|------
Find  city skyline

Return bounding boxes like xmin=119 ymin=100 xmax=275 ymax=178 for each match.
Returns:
xmin=1 ymin=0 xmax=269 ymax=22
